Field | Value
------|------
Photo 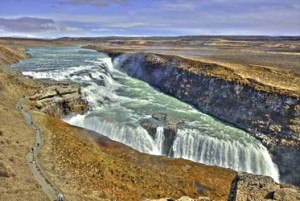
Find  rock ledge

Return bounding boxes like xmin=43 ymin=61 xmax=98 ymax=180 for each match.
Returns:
xmin=30 ymin=81 xmax=88 ymax=117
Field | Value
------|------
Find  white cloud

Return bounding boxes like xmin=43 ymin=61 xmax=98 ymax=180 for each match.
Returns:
xmin=107 ymin=22 xmax=147 ymax=28
xmin=1 ymin=0 xmax=300 ymax=37
xmin=0 ymin=17 xmax=57 ymax=32
xmin=61 ymin=0 xmax=130 ymax=7
xmin=159 ymin=0 xmax=196 ymax=11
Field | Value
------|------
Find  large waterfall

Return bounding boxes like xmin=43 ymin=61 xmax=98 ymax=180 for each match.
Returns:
xmin=13 ymin=46 xmax=280 ymax=182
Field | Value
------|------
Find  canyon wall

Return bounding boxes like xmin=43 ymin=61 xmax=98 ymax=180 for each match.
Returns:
xmin=108 ymin=52 xmax=300 ymax=186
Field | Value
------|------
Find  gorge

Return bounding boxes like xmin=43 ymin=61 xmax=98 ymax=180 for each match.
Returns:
xmin=103 ymin=50 xmax=300 ymax=186
xmin=1 ymin=0 xmax=300 ymax=198
xmin=13 ymin=45 xmax=285 ymax=185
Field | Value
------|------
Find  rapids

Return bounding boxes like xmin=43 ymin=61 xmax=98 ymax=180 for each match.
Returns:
xmin=13 ymin=46 xmax=280 ymax=181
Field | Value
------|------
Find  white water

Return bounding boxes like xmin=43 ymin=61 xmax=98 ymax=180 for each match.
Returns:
xmin=13 ymin=46 xmax=279 ymax=182
xmin=153 ymin=127 xmax=165 ymax=155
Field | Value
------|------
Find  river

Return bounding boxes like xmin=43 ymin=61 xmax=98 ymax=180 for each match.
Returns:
xmin=13 ymin=45 xmax=279 ymax=181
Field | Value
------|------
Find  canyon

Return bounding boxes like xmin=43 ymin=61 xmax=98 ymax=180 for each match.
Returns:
xmin=93 ymin=49 xmax=299 ymax=186
xmin=0 ymin=37 xmax=300 ymax=200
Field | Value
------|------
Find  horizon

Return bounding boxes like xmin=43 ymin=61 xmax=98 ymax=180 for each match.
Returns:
xmin=0 ymin=0 xmax=300 ymax=38
xmin=1 ymin=34 xmax=300 ymax=40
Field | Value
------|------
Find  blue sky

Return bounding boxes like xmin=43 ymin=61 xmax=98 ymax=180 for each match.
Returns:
xmin=0 ymin=0 xmax=299 ymax=38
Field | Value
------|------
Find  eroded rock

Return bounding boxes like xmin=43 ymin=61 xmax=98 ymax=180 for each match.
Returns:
xmin=30 ymin=81 xmax=88 ymax=117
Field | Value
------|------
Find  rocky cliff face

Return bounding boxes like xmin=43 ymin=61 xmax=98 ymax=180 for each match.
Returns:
xmin=30 ymin=81 xmax=88 ymax=117
xmin=110 ymin=53 xmax=300 ymax=186
xmin=228 ymin=172 xmax=300 ymax=201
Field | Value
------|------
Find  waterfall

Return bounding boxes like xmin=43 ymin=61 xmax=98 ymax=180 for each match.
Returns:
xmin=171 ymin=128 xmax=279 ymax=181
xmin=152 ymin=127 xmax=165 ymax=155
xmin=66 ymin=114 xmax=279 ymax=182
xmin=66 ymin=115 xmax=156 ymax=154
xmin=14 ymin=46 xmax=280 ymax=183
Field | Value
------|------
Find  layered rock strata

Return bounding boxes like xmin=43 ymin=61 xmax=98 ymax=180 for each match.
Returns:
xmin=30 ymin=81 xmax=88 ymax=117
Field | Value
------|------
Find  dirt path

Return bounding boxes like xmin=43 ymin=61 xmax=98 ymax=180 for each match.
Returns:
xmin=17 ymin=98 xmax=62 ymax=201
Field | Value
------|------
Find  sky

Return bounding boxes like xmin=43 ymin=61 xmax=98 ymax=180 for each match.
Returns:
xmin=0 ymin=0 xmax=299 ymax=38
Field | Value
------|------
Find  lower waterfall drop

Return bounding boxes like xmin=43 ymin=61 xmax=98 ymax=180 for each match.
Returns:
xmin=171 ymin=128 xmax=279 ymax=181
xmin=152 ymin=127 xmax=165 ymax=155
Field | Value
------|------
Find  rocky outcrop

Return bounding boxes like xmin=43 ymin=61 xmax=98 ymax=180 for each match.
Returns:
xmin=30 ymin=81 xmax=88 ymax=117
xmin=139 ymin=113 xmax=183 ymax=155
xmin=107 ymin=52 xmax=300 ymax=186
xmin=228 ymin=172 xmax=300 ymax=201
